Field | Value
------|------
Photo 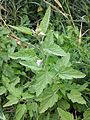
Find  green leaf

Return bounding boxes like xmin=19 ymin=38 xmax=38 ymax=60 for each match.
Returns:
xmin=67 ymin=89 xmax=86 ymax=104
xmin=11 ymin=77 xmax=20 ymax=87
xmin=42 ymin=30 xmax=66 ymax=56
xmin=39 ymin=6 xmax=51 ymax=33
xmin=57 ymin=108 xmax=74 ymax=120
xmin=57 ymin=99 xmax=70 ymax=110
xmin=46 ymin=113 xmax=50 ymax=120
xmin=43 ymin=43 xmax=66 ymax=56
xmin=9 ymin=48 xmax=36 ymax=60
xmin=78 ymin=83 xmax=88 ymax=92
xmin=54 ymin=31 xmax=59 ymax=39
xmin=9 ymin=25 xmax=32 ymax=35
xmin=73 ymin=103 xmax=87 ymax=112
xmin=0 ymin=86 xmax=6 ymax=95
xmin=20 ymin=60 xmax=42 ymax=71
xmin=83 ymin=109 xmax=90 ymax=120
xmin=54 ymin=53 xmax=71 ymax=72
xmin=0 ymin=108 xmax=6 ymax=120
xmin=15 ymin=104 xmax=27 ymax=120
xmin=21 ymin=91 xmax=34 ymax=100
xmin=60 ymin=53 xmax=71 ymax=67
xmin=38 ymin=90 xmax=58 ymax=113
xmin=51 ymin=111 xmax=59 ymax=120
xmin=3 ymin=64 xmax=15 ymax=79
xmin=3 ymin=95 xmax=18 ymax=107
xmin=33 ymin=71 xmax=55 ymax=96
xmin=2 ymin=76 xmax=22 ymax=98
xmin=27 ymin=102 xmax=38 ymax=118
xmin=59 ymin=67 xmax=86 ymax=79
xmin=42 ymin=30 xmax=54 ymax=46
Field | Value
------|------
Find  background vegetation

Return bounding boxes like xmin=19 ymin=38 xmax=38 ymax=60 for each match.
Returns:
xmin=0 ymin=0 xmax=90 ymax=120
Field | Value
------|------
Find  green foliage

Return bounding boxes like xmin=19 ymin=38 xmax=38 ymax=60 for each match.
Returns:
xmin=42 ymin=31 xmax=66 ymax=56
xmin=58 ymin=67 xmax=86 ymax=79
xmin=0 ymin=1 xmax=90 ymax=120
xmin=33 ymin=71 xmax=55 ymax=96
xmin=3 ymin=95 xmax=19 ymax=107
xmin=0 ymin=86 xmax=6 ymax=95
xmin=67 ymin=89 xmax=86 ymax=104
xmin=83 ymin=109 xmax=90 ymax=120
xmin=27 ymin=102 xmax=38 ymax=118
xmin=9 ymin=48 xmax=36 ymax=60
xmin=57 ymin=108 xmax=74 ymax=120
xmin=14 ymin=104 xmax=27 ymax=120
xmin=57 ymin=99 xmax=70 ymax=110
xmin=39 ymin=6 xmax=51 ymax=34
xmin=0 ymin=108 xmax=6 ymax=120
xmin=38 ymin=87 xmax=59 ymax=113
xmin=9 ymin=25 xmax=32 ymax=35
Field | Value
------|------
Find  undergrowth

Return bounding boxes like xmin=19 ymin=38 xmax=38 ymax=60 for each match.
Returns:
xmin=0 ymin=0 xmax=90 ymax=120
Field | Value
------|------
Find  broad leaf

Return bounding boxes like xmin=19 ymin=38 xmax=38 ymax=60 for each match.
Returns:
xmin=21 ymin=91 xmax=34 ymax=100
xmin=33 ymin=71 xmax=55 ymax=96
xmin=59 ymin=67 xmax=86 ymax=79
xmin=9 ymin=25 xmax=32 ymax=35
xmin=27 ymin=102 xmax=38 ymax=118
xmin=60 ymin=53 xmax=71 ymax=67
xmin=43 ymin=43 xmax=66 ymax=56
xmin=57 ymin=99 xmax=70 ymax=110
xmin=15 ymin=104 xmax=27 ymax=120
xmin=54 ymin=53 xmax=71 ymax=72
xmin=73 ymin=103 xmax=87 ymax=112
xmin=42 ymin=30 xmax=54 ymax=46
xmin=83 ymin=109 xmax=90 ymax=120
xmin=39 ymin=6 xmax=51 ymax=33
xmin=42 ymin=30 xmax=65 ymax=56
xmin=2 ymin=76 xmax=22 ymax=98
xmin=9 ymin=48 xmax=36 ymax=60
xmin=78 ymin=83 xmax=88 ymax=92
xmin=38 ymin=90 xmax=58 ymax=113
xmin=3 ymin=95 xmax=18 ymax=107
xmin=3 ymin=64 xmax=15 ymax=79
xmin=67 ymin=89 xmax=86 ymax=104
xmin=11 ymin=77 xmax=20 ymax=87
xmin=20 ymin=60 xmax=42 ymax=71
xmin=0 ymin=86 xmax=6 ymax=95
xmin=57 ymin=108 xmax=74 ymax=120
xmin=0 ymin=108 xmax=6 ymax=120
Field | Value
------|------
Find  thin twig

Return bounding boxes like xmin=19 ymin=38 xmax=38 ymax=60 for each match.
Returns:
xmin=82 ymin=29 xmax=90 ymax=37
xmin=54 ymin=0 xmax=64 ymax=12
xmin=43 ymin=0 xmax=68 ymax=18
xmin=78 ymin=20 xmax=82 ymax=45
